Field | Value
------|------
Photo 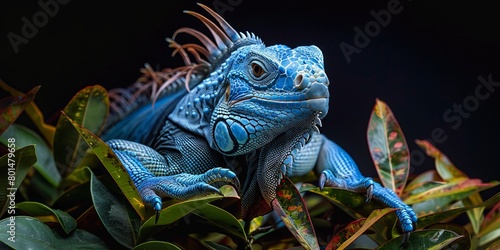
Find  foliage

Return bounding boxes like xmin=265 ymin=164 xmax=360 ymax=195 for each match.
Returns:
xmin=1 ymin=82 xmax=500 ymax=250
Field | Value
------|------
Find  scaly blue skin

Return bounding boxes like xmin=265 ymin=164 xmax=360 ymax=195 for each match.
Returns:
xmin=102 ymin=3 xmax=417 ymax=244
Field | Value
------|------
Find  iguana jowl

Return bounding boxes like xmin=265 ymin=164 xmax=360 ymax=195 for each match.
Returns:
xmin=101 ymin=3 xmax=417 ymax=243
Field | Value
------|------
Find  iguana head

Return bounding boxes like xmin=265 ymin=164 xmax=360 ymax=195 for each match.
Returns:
xmin=210 ymin=43 xmax=330 ymax=155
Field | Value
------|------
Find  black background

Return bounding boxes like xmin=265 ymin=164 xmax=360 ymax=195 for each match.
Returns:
xmin=1 ymin=1 xmax=499 ymax=198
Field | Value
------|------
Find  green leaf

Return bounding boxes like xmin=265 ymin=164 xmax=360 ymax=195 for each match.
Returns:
xmin=202 ymin=240 xmax=235 ymax=250
xmin=63 ymin=112 xmax=147 ymax=220
xmin=138 ymin=185 xmax=239 ymax=242
xmin=133 ymin=241 xmax=181 ymax=250
xmin=376 ymin=229 xmax=463 ymax=249
xmin=463 ymin=192 xmax=486 ymax=235
xmin=272 ymin=176 xmax=319 ymax=250
xmin=15 ymin=201 xmax=77 ymax=234
xmin=0 ymin=145 xmax=36 ymax=217
xmin=0 ymin=216 xmax=107 ymax=249
xmin=0 ymin=85 xmax=38 ymax=136
xmin=191 ymin=204 xmax=247 ymax=241
xmin=0 ymin=80 xmax=56 ymax=145
xmin=52 ymin=229 xmax=108 ymax=249
xmin=2 ymin=124 xmax=61 ymax=187
xmin=367 ymin=98 xmax=410 ymax=196
xmin=0 ymin=215 xmax=57 ymax=249
xmin=426 ymin=223 xmax=471 ymax=249
xmin=53 ymin=85 xmax=109 ymax=177
xmin=51 ymin=180 xmax=92 ymax=218
xmin=86 ymin=167 xmax=140 ymax=249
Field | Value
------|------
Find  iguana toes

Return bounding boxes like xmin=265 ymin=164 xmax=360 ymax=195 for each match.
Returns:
xmin=101 ymin=3 xmax=417 ymax=244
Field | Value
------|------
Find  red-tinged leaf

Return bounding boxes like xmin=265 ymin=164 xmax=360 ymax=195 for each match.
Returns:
xmin=405 ymin=179 xmax=498 ymax=205
xmin=415 ymin=139 xmax=467 ymax=181
xmin=416 ymin=192 xmax=500 ymax=229
xmin=305 ymin=184 xmax=398 ymax=244
xmin=415 ymin=139 xmax=493 ymax=233
xmin=272 ymin=176 xmax=319 ymax=250
xmin=416 ymin=139 xmax=495 ymax=234
xmin=476 ymin=201 xmax=500 ymax=239
xmin=325 ymin=218 xmax=366 ymax=250
xmin=0 ymin=80 xmax=55 ymax=145
xmin=482 ymin=201 xmax=500 ymax=231
xmin=335 ymin=208 xmax=397 ymax=250
xmin=0 ymin=85 xmax=38 ymax=136
xmin=403 ymin=170 xmax=443 ymax=195
xmin=367 ymin=98 xmax=410 ymax=196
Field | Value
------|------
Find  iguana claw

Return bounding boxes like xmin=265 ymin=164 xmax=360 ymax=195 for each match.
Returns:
xmin=365 ymin=182 xmax=374 ymax=204
xmin=319 ymin=169 xmax=417 ymax=240
xmin=134 ymin=167 xmax=238 ymax=223
xmin=401 ymin=232 xmax=410 ymax=247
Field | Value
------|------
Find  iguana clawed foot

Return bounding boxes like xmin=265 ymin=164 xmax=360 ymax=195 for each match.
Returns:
xmin=319 ymin=169 xmax=417 ymax=245
xmin=136 ymin=167 xmax=240 ymax=223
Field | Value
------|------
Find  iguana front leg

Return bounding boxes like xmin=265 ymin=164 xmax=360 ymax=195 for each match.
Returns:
xmin=106 ymin=139 xmax=240 ymax=221
xmin=293 ymin=133 xmax=417 ymax=243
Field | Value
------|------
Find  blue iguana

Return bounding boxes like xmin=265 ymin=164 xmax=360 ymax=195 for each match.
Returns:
xmin=101 ymin=3 xmax=417 ymax=245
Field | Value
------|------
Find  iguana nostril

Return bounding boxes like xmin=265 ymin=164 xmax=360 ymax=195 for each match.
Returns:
xmin=305 ymin=82 xmax=329 ymax=99
xmin=294 ymin=74 xmax=309 ymax=90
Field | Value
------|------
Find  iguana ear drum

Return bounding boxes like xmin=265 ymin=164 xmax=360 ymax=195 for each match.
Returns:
xmin=213 ymin=118 xmax=249 ymax=154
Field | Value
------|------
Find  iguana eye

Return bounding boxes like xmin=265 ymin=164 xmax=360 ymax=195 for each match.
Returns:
xmin=250 ymin=61 xmax=266 ymax=78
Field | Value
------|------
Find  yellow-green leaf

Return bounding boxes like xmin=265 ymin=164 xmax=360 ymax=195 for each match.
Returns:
xmin=63 ymin=112 xmax=147 ymax=220
xmin=138 ymin=185 xmax=239 ymax=242
xmin=403 ymin=170 xmax=443 ymax=195
xmin=53 ymin=85 xmax=109 ymax=177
